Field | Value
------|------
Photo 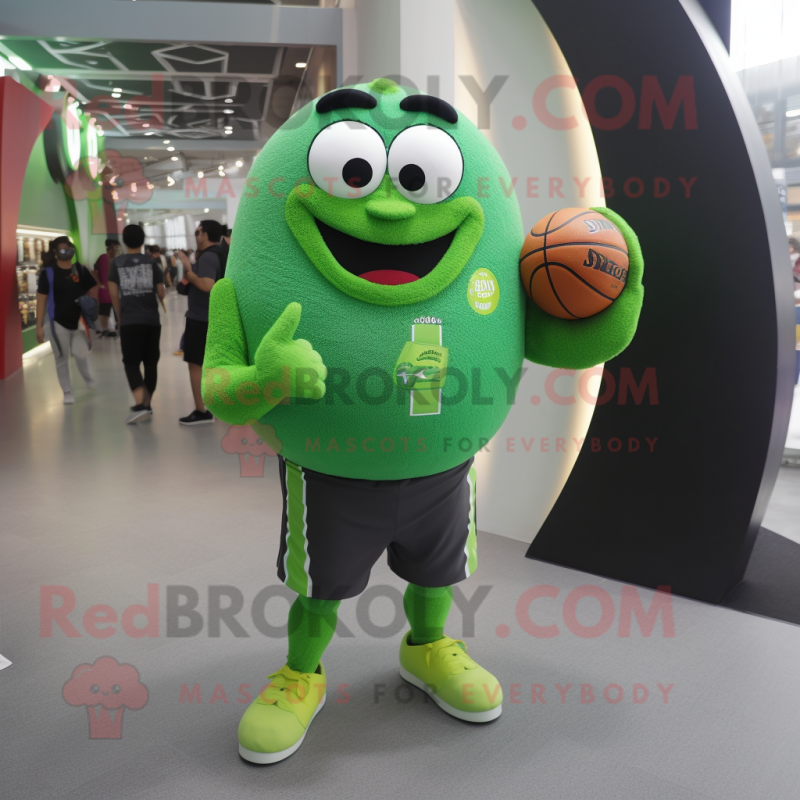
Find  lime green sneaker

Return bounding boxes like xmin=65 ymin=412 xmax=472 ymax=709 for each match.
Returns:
xmin=399 ymin=632 xmax=502 ymax=722
xmin=237 ymin=663 xmax=327 ymax=764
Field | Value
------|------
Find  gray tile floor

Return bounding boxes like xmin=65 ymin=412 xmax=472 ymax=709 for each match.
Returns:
xmin=3 ymin=291 xmax=800 ymax=800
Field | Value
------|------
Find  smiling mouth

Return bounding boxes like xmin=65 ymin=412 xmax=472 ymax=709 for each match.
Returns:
xmin=315 ymin=219 xmax=457 ymax=286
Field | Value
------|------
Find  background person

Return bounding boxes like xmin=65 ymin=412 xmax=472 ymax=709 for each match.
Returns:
xmin=176 ymin=220 xmax=224 ymax=425
xmin=35 ymin=237 xmax=98 ymax=404
xmin=151 ymin=245 xmax=170 ymax=287
xmin=167 ymin=250 xmax=179 ymax=288
xmin=789 ymin=237 xmax=800 ymax=293
xmin=93 ymin=238 xmax=119 ymax=338
xmin=108 ymin=225 xmax=165 ymax=424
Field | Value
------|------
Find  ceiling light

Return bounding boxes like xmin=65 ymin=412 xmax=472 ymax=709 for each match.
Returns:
xmin=225 ymin=98 xmax=233 ymax=104
xmin=167 ymin=146 xmax=175 ymax=151
xmin=146 ymin=182 xmax=154 ymax=190
xmin=170 ymin=156 xmax=179 ymax=161
xmin=144 ymin=131 xmax=155 ymax=136
xmin=111 ymin=92 xmax=121 ymax=99
xmin=113 ymin=87 xmax=122 ymax=93
xmin=197 ymin=171 xmax=204 ymax=178
xmin=787 ymin=109 xmax=800 ymax=118
xmin=167 ymin=176 xmax=175 ymax=187
xmin=295 ymin=62 xmax=307 ymax=69
xmin=204 ymin=208 xmax=209 ymax=213
xmin=163 ymin=139 xmax=171 ymax=144
xmin=223 ymin=109 xmax=233 ymax=114
xmin=235 ymin=160 xmax=243 ymax=167
xmin=142 ymin=123 xmax=149 ymax=128
xmin=9 ymin=56 xmax=32 ymax=71
xmin=224 ymin=130 xmax=232 ymax=135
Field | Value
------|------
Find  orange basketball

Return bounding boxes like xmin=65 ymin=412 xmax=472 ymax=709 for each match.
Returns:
xmin=519 ymin=208 xmax=629 ymax=320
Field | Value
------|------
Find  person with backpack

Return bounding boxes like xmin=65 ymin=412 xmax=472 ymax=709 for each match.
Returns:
xmin=35 ymin=236 xmax=98 ymax=404
xmin=107 ymin=224 xmax=166 ymax=425
xmin=175 ymin=219 xmax=226 ymax=426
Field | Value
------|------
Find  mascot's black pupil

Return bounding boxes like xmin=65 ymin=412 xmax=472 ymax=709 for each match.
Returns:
xmin=399 ymin=164 xmax=425 ymax=192
xmin=342 ymin=157 xmax=372 ymax=188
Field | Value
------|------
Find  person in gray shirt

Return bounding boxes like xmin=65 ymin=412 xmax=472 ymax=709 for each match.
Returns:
xmin=108 ymin=224 xmax=165 ymax=424
xmin=176 ymin=219 xmax=226 ymax=426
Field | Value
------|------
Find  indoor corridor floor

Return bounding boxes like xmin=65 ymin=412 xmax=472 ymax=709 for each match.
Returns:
xmin=2 ymin=291 xmax=800 ymax=800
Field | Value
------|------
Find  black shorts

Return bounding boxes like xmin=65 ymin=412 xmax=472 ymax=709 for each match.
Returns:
xmin=183 ymin=318 xmax=208 ymax=365
xmin=98 ymin=303 xmax=113 ymax=317
xmin=120 ymin=324 xmax=161 ymax=390
xmin=276 ymin=456 xmax=478 ymax=600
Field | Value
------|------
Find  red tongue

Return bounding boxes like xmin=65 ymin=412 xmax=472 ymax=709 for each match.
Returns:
xmin=359 ymin=270 xmax=419 ymax=285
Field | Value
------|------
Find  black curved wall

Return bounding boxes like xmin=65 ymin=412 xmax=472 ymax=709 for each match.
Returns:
xmin=527 ymin=0 xmax=795 ymax=603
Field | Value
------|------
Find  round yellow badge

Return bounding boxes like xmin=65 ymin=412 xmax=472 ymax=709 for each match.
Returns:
xmin=467 ymin=268 xmax=500 ymax=315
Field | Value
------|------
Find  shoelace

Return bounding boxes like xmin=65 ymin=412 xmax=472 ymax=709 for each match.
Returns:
xmin=258 ymin=666 xmax=316 ymax=713
xmin=425 ymin=638 xmax=477 ymax=675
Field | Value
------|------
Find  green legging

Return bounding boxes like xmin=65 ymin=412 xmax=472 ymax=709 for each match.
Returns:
xmin=286 ymin=584 xmax=453 ymax=674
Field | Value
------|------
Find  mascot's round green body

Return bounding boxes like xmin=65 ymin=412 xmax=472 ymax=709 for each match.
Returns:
xmin=220 ymin=80 xmax=525 ymax=479
xmin=201 ymin=79 xmax=643 ymax=764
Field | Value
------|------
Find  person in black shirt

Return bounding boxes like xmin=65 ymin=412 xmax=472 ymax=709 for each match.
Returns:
xmin=35 ymin=236 xmax=98 ymax=404
xmin=175 ymin=219 xmax=224 ymax=426
xmin=108 ymin=224 xmax=165 ymax=424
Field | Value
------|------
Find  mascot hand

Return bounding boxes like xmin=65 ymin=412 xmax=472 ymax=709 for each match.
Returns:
xmin=255 ymin=302 xmax=328 ymax=400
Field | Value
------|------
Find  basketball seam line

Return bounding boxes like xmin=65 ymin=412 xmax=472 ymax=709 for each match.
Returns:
xmin=520 ymin=240 xmax=629 ymax=264
xmin=540 ymin=209 xmax=578 ymax=317
xmin=527 ymin=209 xmax=594 ymax=238
xmin=544 ymin=260 xmax=618 ymax=301
xmin=542 ymin=262 xmax=578 ymax=318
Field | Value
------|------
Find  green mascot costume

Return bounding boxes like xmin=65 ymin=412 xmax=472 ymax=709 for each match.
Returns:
xmin=202 ymin=78 xmax=644 ymax=763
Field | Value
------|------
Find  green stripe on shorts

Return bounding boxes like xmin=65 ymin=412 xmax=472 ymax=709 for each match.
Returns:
xmin=284 ymin=460 xmax=311 ymax=596
xmin=465 ymin=465 xmax=478 ymax=576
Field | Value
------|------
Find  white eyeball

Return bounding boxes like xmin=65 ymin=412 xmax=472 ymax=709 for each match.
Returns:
xmin=387 ymin=125 xmax=463 ymax=204
xmin=307 ymin=121 xmax=387 ymax=199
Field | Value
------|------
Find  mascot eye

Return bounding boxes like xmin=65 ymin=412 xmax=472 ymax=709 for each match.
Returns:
xmin=308 ymin=121 xmax=386 ymax=198
xmin=241 ymin=438 xmax=248 ymax=445
xmin=112 ymin=684 xmax=121 ymax=694
xmin=90 ymin=685 xmax=100 ymax=694
xmin=256 ymin=438 xmax=263 ymax=445
xmin=388 ymin=125 xmax=463 ymax=204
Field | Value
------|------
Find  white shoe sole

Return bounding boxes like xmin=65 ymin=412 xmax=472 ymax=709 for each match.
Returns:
xmin=399 ymin=667 xmax=502 ymax=723
xmin=238 ymin=692 xmax=326 ymax=765
xmin=126 ymin=411 xmax=151 ymax=424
